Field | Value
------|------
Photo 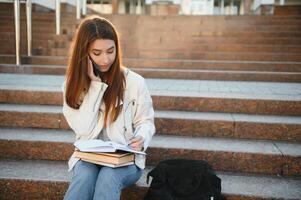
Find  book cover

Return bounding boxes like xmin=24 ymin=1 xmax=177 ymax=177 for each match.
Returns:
xmin=81 ymin=158 xmax=134 ymax=168
xmin=74 ymin=139 xmax=146 ymax=155
xmin=74 ymin=150 xmax=135 ymax=165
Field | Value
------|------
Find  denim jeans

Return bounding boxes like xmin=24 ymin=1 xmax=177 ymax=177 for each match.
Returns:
xmin=64 ymin=160 xmax=143 ymax=200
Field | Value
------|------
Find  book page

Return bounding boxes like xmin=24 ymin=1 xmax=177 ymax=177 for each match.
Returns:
xmin=74 ymin=140 xmax=115 ymax=152
xmin=74 ymin=139 xmax=146 ymax=155
xmin=111 ymin=142 xmax=146 ymax=155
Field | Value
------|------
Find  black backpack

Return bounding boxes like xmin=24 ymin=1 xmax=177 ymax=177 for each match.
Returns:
xmin=144 ymin=159 xmax=227 ymax=200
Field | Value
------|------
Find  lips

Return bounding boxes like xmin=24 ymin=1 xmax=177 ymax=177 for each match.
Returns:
xmin=99 ymin=65 xmax=110 ymax=72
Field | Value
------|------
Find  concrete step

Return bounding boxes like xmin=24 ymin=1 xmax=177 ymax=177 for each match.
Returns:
xmin=131 ymin=68 xmax=301 ymax=83
xmin=2 ymin=13 xmax=301 ymax=25
xmin=38 ymin=47 xmax=301 ymax=61
xmin=0 ymin=73 xmax=300 ymax=116
xmin=115 ymin=22 xmax=301 ymax=30
xmin=123 ymin=58 xmax=301 ymax=72
xmin=49 ymin=48 xmax=301 ymax=60
xmin=1 ymin=64 xmax=301 ymax=82
xmin=0 ymin=103 xmax=300 ymax=142
xmin=2 ymin=27 xmax=301 ymax=41
xmin=1 ymin=55 xmax=301 ymax=72
xmin=0 ymin=25 xmax=56 ymax=33
xmin=0 ymin=99 xmax=301 ymax=141
xmin=135 ymin=37 xmax=301 ymax=46
xmin=122 ymin=45 xmax=301 ymax=54
xmin=1 ymin=7 xmax=301 ymax=20
xmin=1 ymin=159 xmax=300 ymax=200
xmin=4 ymin=25 xmax=301 ymax=38
xmin=2 ymin=30 xmax=301 ymax=46
xmin=1 ymin=13 xmax=301 ymax=24
xmin=0 ymin=38 xmax=53 ymax=49
xmin=0 ymin=128 xmax=300 ymax=176
xmin=49 ymin=36 xmax=301 ymax=48
xmin=0 ymin=34 xmax=48 ymax=42
xmin=117 ymin=30 xmax=301 ymax=38
xmin=128 ymin=51 xmax=301 ymax=61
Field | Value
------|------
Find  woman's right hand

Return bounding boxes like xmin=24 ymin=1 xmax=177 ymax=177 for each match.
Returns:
xmin=87 ymin=57 xmax=102 ymax=82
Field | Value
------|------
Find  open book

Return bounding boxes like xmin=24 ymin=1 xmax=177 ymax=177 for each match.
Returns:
xmin=74 ymin=139 xmax=146 ymax=155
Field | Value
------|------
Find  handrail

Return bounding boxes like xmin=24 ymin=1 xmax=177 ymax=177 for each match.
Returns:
xmin=77 ymin=0 xmax=81 ymax=20
xmin=82 ymin=0 xmax=87 ymax=15
xmin=14 ymin=0 xmax=20 ymax=66
xmin=26 ymin=0 xmax=32 ymax=56
xmin=56 ymin=0 xmax=61 ymax=35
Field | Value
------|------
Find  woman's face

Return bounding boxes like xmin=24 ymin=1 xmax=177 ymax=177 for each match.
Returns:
xmin=89 ymin=39 xmax=116 ymax=72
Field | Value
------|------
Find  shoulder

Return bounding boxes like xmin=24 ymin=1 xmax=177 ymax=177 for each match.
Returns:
xmin=124 ymin=68 xmax=152 ymax=103
xmin=126 ymin=68 xmax=145 ymax=84
xmin=125 ymin=68 xmax=147 ymax=90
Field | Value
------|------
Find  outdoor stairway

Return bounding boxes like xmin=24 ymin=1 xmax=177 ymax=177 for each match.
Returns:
xmin=1 ymin=2 xmax=301 ymax=82
xmin=1 ymin=55 xmax=301 ymax=82
xmin=1 ymin=2 xmax=301 ymax=199
xmin=0 ymin=73 xmax=301 ymax=199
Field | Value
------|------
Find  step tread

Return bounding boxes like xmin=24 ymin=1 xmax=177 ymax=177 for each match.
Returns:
xmin=134 ymin=68 xmax=301 ymax=75
xmin=0 ymin=159 xmax=300 ymax=199
xmin=2 ymin=64 xmax=301 ymax=75
xmin=0 ymin=127 xmax=300 ymax=156
xmin=2 ymin=54 xmax=301 ymax=64
xmin=0 ymin=73 xmax=300 ymax=101
xmin=1 ymin=103 xmax=301 ymax=125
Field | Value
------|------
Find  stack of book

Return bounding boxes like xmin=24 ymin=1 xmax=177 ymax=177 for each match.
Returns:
xmin=73 ymin=139 xmax=146 ymax=168
xmin=74 ymin=150 xmax=135 ymax=168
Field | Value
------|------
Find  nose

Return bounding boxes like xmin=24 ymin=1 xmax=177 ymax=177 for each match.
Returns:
xmin=100 ymin=54 xmax=109 ymax=65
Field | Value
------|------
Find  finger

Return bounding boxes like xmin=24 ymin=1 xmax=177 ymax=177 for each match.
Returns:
xmin=130 ymin=143 xmax=143 ymax=151
xmin=130 ymin=140 xmax=144 ymax=149
xmin=87 ymin=58 xmax=101 ymax=82
xmin=129 ymin=136 xmax=143 ymax=143
xmin=87 ymin=58 xmax=94 ymax=77
xmin=130 ymin=140 xmax=143 ymax=148
xmin=132 ymin=146 xmax=142 ymax=151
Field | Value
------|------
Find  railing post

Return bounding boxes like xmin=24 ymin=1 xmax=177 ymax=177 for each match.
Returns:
xmin=230 ymin=0 xmax=234 ymax=15
xmin=26 ymin=0 xmax=32 ymax=56
xmin=82 ymin=0 xmax=87 ymax=15
xmin=56 ymin=0 xmax=61 ymax=35
xmin=280 ymin=0 xmax=285 ymax=5
xmin=77 ymin=0 xmax=81 ymax=20
xmin=220 ymin=0 xmax=224 ymax=15
xmin=14 ymin=0 xmax=21 ymax=66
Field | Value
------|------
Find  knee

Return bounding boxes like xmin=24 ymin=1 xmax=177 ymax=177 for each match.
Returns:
xmin=64 ymin=161 xmax=100 ymax=200
xmin=97 ymin=167 xmax=122 ymax=189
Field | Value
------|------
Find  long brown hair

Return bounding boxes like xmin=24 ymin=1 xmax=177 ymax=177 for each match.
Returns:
xmin=65 ymin=15 xmax=125 ymax=127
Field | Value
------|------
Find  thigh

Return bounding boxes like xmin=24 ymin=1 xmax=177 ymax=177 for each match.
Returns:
xmin=98 ymin=164 xmax=143 ymax=188
xmin=64 ymin=161 xmax=101 ymax=200
xmin=73 ymin=160 xmax=100 ymax=179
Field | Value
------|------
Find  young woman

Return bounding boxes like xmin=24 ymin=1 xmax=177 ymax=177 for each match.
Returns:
xmin=62 ymin=15 xmax=155 ymax=200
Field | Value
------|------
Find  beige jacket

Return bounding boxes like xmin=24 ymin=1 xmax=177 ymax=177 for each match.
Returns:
xmin=62 ymin=69 xmax=155 ymax=171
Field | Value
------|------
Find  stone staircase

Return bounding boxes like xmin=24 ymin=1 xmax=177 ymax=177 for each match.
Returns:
xmin=0 ymin=2 xmax=301 ymax=200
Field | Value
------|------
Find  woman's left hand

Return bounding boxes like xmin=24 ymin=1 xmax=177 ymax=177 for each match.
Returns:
xmin=129 ymin=136 xmax=144 ymax=151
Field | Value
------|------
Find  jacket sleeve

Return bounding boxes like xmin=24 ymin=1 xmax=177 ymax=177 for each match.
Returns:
xmin=132 ymin=78 xmax=156 ymax=151
xmin=62 ymin=80 xmax=108 ymax=136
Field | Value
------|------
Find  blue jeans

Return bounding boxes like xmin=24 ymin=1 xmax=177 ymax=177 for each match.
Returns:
xmin=64 ymin=160 xmax=143 ymax=200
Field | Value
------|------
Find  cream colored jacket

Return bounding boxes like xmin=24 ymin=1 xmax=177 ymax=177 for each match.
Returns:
xmin=62 ymin=69 xmax=155 ymax=171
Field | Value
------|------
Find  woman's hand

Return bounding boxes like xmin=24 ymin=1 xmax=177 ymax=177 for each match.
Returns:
xmin=87 ymin=58 xmax=102 ymax=82
xmin=129 ymin=136 xmax=144 ymax=151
